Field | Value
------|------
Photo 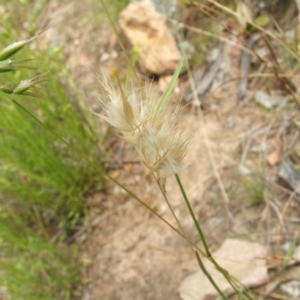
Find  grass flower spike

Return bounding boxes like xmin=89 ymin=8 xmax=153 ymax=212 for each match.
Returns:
xmin=98 ymin=81 xmax=190 ymax=185
xmin=0 ymin=73 xmax=47 ymax=97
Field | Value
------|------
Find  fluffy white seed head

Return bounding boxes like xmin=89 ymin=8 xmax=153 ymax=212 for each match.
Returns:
xmin=97 ymin=82 xmax=190 ymax=180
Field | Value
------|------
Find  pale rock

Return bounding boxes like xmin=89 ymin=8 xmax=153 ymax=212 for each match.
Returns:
xmin=254 ymin=90 xmax=289 ymax=110
xmin=179 ymin=239 xmax=269 ymax=300
xmin=158 ymin=75 xmax=176 ymax=92
xmin=284 ymin=244 xmax=300 ymax=267
xmin=280 ymin=280 xmax=300 ymax=298
xmin=267 ymin=149 xmax=281 ymax=166
xmin=100 ymin=52 xmax=110 ymax=62
xmin=100 ymin=50 xmax=118 ymax=62
xmin=238 ymin=164 xmax=252 ymax=175
xmin=174 ymin=86 xmax=180 ymax=94
xmin=158 ymin=203 xmax=168 ymax=215
xmin=119 ymin=1 xmax=180 ymax=75
xmin=255 ymin=90 xmax=277 ymax=109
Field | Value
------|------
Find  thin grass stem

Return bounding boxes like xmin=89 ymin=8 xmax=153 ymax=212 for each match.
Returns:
xmin=195 ymin=250 xmax=229 ymax=300
xmin=175 ymin=174 xmax=255 ymax=298
xmin=175 ymin=173 xmax=211 ymax=257
xmin=156 ymin=178 xmax=186 ymax=237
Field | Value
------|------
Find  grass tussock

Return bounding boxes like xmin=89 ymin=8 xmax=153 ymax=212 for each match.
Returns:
xmin=0 ymin=3 xmax=106 ymax=299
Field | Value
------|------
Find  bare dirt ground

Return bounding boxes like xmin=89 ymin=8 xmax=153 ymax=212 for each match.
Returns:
xmin=42 ymin=1 xmax=300 ymax=299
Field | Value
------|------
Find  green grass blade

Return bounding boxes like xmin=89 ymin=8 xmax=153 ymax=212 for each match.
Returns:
xmin=157 ymin=58 xmax=183 ymax=112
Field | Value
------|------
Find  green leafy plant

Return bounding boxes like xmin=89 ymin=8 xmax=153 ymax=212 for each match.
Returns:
xmin=0 ymin=19 xmax=105 ymax=300
xmin=0 ymin=38 xmax=105 ymax=226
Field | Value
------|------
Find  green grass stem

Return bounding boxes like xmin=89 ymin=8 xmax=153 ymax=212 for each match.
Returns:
xmin=195 ymin=250 xmax=229 ymax=300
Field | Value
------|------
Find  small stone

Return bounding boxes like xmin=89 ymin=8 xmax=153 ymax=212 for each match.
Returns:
xmin=119 ymin=1 xmax=180 ymax=75
xmin=254 ymin=90 xmax=287 ymax=109
xmin=280 ymin=280 xmax=300 ymax=298
xmin=158 ymin=75 xmax=176 ymax=92
xmin=267 ymin=150 xmax=281 ymax=166
xmin=100 ymin=52 xmax=110 ymax=62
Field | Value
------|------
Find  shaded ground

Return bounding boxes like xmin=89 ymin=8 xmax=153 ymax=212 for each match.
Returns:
xmin=41 ymin=1 xmax=300 ymax=299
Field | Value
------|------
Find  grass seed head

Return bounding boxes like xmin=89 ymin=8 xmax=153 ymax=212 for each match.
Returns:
xmin=0 ymin=73 xmax=47 ymax=96
xmin=0 ymin=59 xmax=15 ymax=73
xmin=98 ymin=82 xmax=191 ymax=180
xmin=0 ymin=38 xmax=33 ymax=61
